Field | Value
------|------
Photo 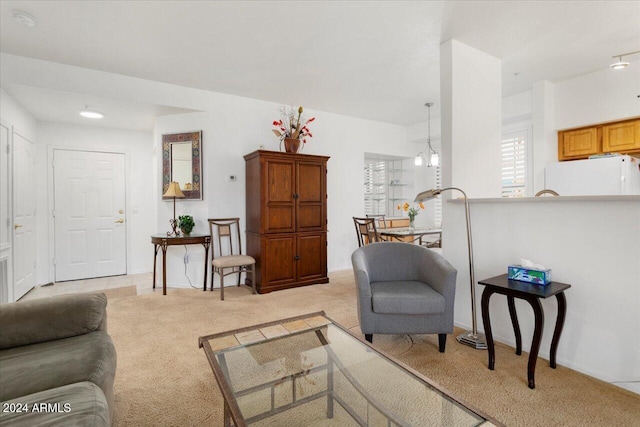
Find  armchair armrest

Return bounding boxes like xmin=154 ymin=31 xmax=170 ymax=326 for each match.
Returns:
xmin=417 ymin=250 xmax=457 ymax=300
xmin=0 ymin=293 xmax=107 ymax=349
xmin=351 ymin=249 xmax=372 ymax=297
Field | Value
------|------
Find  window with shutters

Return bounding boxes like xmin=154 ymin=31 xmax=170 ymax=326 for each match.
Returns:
xmin=364 ymin=156 xmax=412 ymax=216
xmin=501 ymin=130 xmax=528 ymax=197
xmin=364 ymin=158 xmax=387 ymax=216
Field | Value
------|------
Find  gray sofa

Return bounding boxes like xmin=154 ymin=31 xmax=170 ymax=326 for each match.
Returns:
xmin=352 ymin=242 xmax=457 ymax=352
xmin=0 ymin=293 xmax=116 ymax=426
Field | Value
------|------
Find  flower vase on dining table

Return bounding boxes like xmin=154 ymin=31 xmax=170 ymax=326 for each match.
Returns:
xmin=409 ymin=217 xmax=415 ymax=230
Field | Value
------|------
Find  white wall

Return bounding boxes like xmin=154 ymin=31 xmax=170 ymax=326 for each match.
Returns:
xmin=35 ymin=122 xmax=155 ymax=284
xmin=555 ymin=61 xmax=640 ymax=130
xmin=0 ymin=89 xmax=37 ymax=142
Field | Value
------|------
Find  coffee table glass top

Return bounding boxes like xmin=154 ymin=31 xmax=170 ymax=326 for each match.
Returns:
xmin=199 ymin=312 xmax=494 ymax=427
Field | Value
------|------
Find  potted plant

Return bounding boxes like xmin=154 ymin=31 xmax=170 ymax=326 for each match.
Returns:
xmin=397 ymin=202 xmax=425 ymax=228
xmin=272 ymin=105 xmax=315 ymax=153
xmin=178 ymin=215 xmax=194 ymax=236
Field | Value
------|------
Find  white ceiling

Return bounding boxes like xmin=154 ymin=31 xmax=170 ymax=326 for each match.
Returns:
xmin=1 ymin=1 xmax=639 ymax=129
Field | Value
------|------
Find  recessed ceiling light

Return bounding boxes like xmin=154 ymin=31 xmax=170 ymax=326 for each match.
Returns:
xmin=80 ymin=110 xmax=104 ymax=119
xmin=12 ymin=11 xmax=37 ymax=28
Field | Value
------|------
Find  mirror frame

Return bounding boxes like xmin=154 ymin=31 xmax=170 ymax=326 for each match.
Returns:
xmin=162 ymin=131 xmax=202 ymax=200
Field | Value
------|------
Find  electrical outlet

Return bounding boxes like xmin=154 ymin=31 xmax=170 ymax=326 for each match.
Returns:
xmin=228 ymin=175 xmax=237 ymax=182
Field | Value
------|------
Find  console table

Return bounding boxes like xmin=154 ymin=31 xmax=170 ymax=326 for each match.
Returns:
xmin=151 ymin=233 xmax=211 ymax=295
xmin=479 ymin=274 xmax=571 ymax=389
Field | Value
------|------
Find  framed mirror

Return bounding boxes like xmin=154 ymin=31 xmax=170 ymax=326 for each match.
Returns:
xmin=162 ymin=131 xmax=202 ymax=200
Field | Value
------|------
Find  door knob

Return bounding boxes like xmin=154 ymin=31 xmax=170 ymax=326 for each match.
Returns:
xmin=115 ymin=219 xmax=125 ymax=224
xmin=14 ymin=224 xmax=23 ymax=229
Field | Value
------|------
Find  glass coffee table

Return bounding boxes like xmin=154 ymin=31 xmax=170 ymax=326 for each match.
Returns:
xmin=199 ymin=312 xmax=499 ymax=427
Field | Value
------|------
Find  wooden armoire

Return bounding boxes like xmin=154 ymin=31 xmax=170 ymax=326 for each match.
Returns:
xmin=244 ymin=150 xmax=329 ymax=294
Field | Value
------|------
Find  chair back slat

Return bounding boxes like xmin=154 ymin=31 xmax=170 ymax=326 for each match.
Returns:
xmin=208 ymin=218 xmax=243 ymax=259
xmin=353 ymin=217 xmax=379 ymax=247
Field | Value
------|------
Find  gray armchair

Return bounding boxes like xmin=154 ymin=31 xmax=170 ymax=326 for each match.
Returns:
xmin=351 ymin=242 xmax=457 ymax=352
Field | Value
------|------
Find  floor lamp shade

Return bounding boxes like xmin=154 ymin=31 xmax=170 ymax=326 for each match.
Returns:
xmin=163 ymin=182 xmax=185 ymax=236
xmin=415 ymin=187 xmax=487 ymax=350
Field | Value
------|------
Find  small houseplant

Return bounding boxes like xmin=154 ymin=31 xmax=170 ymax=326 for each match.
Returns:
xmin=178 ymin=215 xmax=194 ymax=236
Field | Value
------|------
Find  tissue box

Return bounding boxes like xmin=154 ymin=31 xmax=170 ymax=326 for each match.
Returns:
xmin=508 ymin=265 xmax=552 ymax=285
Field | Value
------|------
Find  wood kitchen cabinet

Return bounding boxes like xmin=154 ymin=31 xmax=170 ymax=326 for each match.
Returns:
xmin=244 ymin=150 xmax=329 ymax=293
xmin=558 ymin=117 xmax=640 ymax=161
xmin=558 ymin=127 xmax=600 ymax=160
xmin=602 ymin=119 xmax=640 ymax=153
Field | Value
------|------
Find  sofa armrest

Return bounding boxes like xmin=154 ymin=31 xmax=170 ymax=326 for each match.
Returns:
xmin=0 ymin=293 xmax=107 ymax=349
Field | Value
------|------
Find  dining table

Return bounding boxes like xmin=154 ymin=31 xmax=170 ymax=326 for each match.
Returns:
xmin=379 ymin=226 xmax=442 ymax=243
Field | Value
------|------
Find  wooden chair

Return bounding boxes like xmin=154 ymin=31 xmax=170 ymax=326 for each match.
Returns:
xmin=208 ymin=218 xmax=256 ymax=300
xmin=419 ymin=232 xmax=442 ymax=248
xmin=353 ymin=217 xmax=380 ymax=247
xmin=366 ymin=214 xmax=388 ymax=230
xmin=366 ymin=214 xmax=388 ymax=241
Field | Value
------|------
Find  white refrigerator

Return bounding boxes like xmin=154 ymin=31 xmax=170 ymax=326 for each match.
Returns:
xmin=544 ymin=155 xmax=640 ymax=196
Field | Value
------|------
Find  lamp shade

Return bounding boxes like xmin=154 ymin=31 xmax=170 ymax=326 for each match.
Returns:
xmin=163 ymin=182 xmax=185 ymax=198
xmin=414 ymin=188 xmax=442 ymax=202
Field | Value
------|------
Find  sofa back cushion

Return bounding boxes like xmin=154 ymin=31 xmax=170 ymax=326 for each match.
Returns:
xmin=0 ymin=293 xmax=107 ymax=349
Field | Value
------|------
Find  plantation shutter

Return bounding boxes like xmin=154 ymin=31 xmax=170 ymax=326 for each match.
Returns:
xmin=434 ymin=166 xmax=442 ymax=226
xmin=364 ymin=159 xmax=387 ymax=215
xmin=501 ymin=131 xmax=527 ymax=197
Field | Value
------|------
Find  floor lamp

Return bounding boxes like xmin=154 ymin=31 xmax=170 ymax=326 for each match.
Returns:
xmin=163 ymin=181 xmax=185 ymax=237
xmin=415 ymin=187 xmax=487 ymax=350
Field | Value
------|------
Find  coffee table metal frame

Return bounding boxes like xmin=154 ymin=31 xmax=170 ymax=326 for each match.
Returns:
xmin=199 ymin=311 xmax=500 ymax=427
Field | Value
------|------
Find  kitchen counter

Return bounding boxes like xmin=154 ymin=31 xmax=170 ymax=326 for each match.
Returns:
xmin=449 ymin=195 xmax=640 ymax=203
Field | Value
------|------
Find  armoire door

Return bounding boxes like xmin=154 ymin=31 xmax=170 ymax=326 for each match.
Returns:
xmin=296 ymin=233 xmax=326 ymax=282
xmin=296 ymin=160 xmax=326 ymax=232
xmin=263 ymin=158 xmax=295 ymax=233
xmin=262 ymin=234 xmax=296 ymax=287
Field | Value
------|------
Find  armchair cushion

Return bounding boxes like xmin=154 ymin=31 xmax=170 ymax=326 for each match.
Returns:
xmin=371 ymin=280 xmax=445 ymax=315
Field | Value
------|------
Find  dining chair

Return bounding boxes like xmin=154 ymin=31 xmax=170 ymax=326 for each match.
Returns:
xmin=207 ymin=218 xmax=256 ymax=300
xmin=419 ymin=232 xmax=442 ymax=248
xmin=353 ymin=217 xmax=380 ymax=247
xmin=366 ymin=214 xmax=388 ymax=229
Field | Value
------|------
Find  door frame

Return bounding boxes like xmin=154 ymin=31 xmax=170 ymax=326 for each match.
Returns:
xmin=1 ymin=120 xmax=13 ymax=303
xmin=47 ymin=146 xmax=130 ymax=282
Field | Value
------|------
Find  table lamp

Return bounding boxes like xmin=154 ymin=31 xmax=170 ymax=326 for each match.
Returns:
xmin=415 ymin=187 xmax=487 ymax=350
xmin=163 ymin=181 xmax=185 ymax=237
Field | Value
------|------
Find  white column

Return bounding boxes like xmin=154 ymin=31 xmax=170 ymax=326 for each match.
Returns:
xmin=440 ymin=40 xmax=502 ymax=198
xmin=532 ymin=80 xmax=556 ymax=193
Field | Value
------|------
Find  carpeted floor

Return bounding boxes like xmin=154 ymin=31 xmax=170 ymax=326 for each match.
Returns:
xmin=105 ymin=274 xmax=639 ymax=426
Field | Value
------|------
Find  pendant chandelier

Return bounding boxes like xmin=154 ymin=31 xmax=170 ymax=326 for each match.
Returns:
xmin=415 ymin=102 xmax=439 ymax=167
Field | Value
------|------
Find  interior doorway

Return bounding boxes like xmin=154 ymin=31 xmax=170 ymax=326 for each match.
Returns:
xmin=53 ymin=149 xmax=127 ymax=281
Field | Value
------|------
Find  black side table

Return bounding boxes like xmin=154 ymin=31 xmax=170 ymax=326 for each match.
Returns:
xmin=479 ymin=274 xmax=571 ymax=389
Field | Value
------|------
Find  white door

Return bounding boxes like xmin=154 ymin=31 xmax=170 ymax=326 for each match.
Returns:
xmin=54 ymin=150 xmax=126 ymax=281
xmin=12 ymin=132 xmax=37 ymax=299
